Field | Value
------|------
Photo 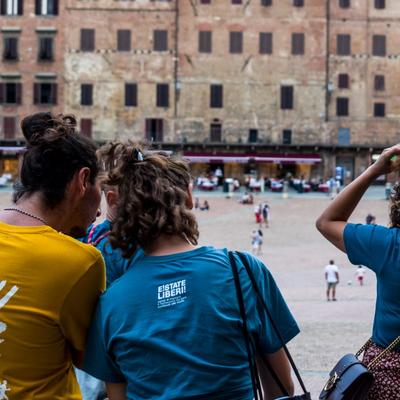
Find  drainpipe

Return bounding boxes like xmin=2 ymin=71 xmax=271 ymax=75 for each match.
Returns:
xmin=325 ymin=0 xmax=331 ymax=122
xmin=173 ymin=0 xmax=180 ymax=121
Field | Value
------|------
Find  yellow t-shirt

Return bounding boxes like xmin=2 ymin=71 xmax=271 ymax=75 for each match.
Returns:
xmin=0 ymin=222 xmax=106 ymax=400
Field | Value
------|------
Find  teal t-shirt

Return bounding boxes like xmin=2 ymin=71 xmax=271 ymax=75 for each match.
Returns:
xmin=344 ymin=223 xmax=400 ymax=348
xmin=83 ymin=247 xmax=299 ymax=400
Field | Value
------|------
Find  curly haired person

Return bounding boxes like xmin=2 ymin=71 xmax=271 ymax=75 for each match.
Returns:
xmin=82 ymin=144 xmax=300 ymax=400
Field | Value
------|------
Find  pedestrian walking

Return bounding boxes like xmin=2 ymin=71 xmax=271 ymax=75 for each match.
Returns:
xmin=355 ymin=265 xmax=366 ymax=286
xmin=324 ymin=260 xmax=339 ymax=301
xmin=262 ymin=203 xmax=270 ymax=228
xmin=83 ymin=145 xmax=300 ymax=400
xmin=316 ymin=144 xmax=400 ymax=399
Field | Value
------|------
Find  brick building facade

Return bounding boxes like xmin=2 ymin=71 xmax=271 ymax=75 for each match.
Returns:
xmin=0 ymin=0 xmax=398 ymax=181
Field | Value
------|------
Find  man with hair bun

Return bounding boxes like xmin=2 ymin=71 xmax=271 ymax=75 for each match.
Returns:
xmin=0 ymin=112 xmax=105 ymax=400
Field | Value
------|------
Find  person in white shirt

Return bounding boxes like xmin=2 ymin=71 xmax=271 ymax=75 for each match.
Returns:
xmin=355 ymin=265 xmax=366 ymax=286
xmin=325 ymin=260 xmax=339 ymax=301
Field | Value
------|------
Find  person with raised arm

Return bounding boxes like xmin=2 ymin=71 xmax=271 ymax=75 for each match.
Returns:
xmin=316 ymin=145 xmax=400 ymax=399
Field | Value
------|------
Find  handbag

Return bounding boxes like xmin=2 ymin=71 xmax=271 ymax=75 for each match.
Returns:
xmin=228 ymin=251 xmax=312 ymax=400
xmin=319 ymin=336 xmax=400 ymax=400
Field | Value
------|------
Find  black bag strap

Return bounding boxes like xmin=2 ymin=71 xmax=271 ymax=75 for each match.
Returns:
xmin=228 ymin=251 xmax=262 ymax=400
xmin=230 ymin=252 xmax=290 ymax=398
xmin=235 ymin=251 xmax=309 ymax=395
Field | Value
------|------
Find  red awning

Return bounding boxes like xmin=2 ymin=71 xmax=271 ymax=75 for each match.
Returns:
xmin=183 ymin=152 xmax=321 ymax=165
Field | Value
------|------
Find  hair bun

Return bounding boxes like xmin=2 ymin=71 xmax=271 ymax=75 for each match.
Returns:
xmin=20 ymin=112 xmax=55 ymax=145
xmin=20 ymin=113 xmax=77 ymax=146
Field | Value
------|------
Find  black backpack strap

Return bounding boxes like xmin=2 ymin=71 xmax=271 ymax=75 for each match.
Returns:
xmin=228 ymin=251 xmax=262 ymax=400
xmin=236 ymin=251 xmax=309 ymax=395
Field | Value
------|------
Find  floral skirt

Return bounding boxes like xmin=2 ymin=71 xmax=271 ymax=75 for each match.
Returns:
xmin=362 ymin=341 xmax=400 ymax=400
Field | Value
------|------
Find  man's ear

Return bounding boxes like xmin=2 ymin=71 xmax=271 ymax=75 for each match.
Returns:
xmin=186 ymin=183 xmax=194 ymax=209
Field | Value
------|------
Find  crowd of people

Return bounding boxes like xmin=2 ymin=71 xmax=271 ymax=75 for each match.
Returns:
xmin=0 ymin=112 xmax=399 ymax=400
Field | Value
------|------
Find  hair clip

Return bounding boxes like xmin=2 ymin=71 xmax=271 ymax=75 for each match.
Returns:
xmin=133 ymin=148 xmax=144 ymax=162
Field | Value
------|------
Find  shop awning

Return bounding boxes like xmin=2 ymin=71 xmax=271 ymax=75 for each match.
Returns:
xmin=0 ymin=146 xmax=25 ymax=154
xmin=183 ymin=152 xmax=322 ymax=165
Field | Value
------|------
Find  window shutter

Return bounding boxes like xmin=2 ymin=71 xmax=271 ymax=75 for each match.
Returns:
xmin=117 ymin=30 xmax=131 ymax=51
xmin=281 ymin=86 xmax=294 ymax=109
xmin=125 ymin=83 xmax=137 ymax=106
xmin=15 ymin=83 xmax=22 ymax=104
xmin=229 ymin=31 xmax=243 ymax=54
xmin=51 ymin=83 xmax=57 ymax=105
xmin=18 ymin=0 xmax=23 ymax=15
xmin=210 ymin=85 xmax=223 ymax=108
xmin=33 ymin=83 xmax=40 ymax=104
xmin=3 ymin=117 xmax=16 ymax=139
xmin=0 ymin=83 xmax=4 ymax=104
xmin=80 ymin=119 xmax=93 ymax=138
xmin=259 ymin=32 xmax=273 ymax=54
xmin=199 ymin=31 xmax=212 ymax=53
xmin=35 ymin=0 xmax=41 ymax=14
xmin=51 ymin=0 xmax=59 ymax=15
xmin=372 ymin=35 xmax=386 ymax=57
xmin=154 ymin=30 xmax=168 ymax=51
xmin=156 ymin=84 xmax=169 ymax=107
xmin=0 ymin=0 xmax=6 ymax=15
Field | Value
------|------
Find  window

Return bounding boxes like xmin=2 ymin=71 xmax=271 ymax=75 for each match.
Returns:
xmin=336 ymin=97 xmax=349 ymax=116
xmin=372 ymin=35 xmax=386 ymax=57
xmin=337 ymin=34 xmax=351 ymax=55
xmin=0 ymin=0 xmax=23 ymax=15
xmin=210 ymin=84 xmax=223 ymax=108
xmin=156 ymin=84 xmax=169 ymax=107
xmin=145 ymin=119 xmax=163 ymax=142
xmin=280 ymin=86 xmax=293 ymax=110
xmin=374 ymin=103 xmax=385 ymax=117
xmin=3 ymin=37 xmax=18 ymax=60
xmin=338 ymin=73 xmax=349 ymax=89
xmin=210 ymin=123 xmax=222 ymax=142
xmin=293 ymin=0 xmax=304 ymax=6
xmin=374 ymin=0 xmax=385 ymax=9
xmin=33 ymin=82 xmax=57 ymax=105
xmin=261 ymin=0 xmax=272 ymax=5
xmin=231 ymin=0 xmax=242 ymax=3
xmin=374 ymin=75 xmax=385 ymax=91
xmin=80 ymin=29 xmax=95 ymax=52
xmin=259 ymin=32 xmax=272 ymax=54
xmin=125 ymin=83 xmax=137 ymax=106
xmin=3 ymin=116 xmax=16 ymax=139
xmin=339 ymin=0 xmax=350 ymax=7
xmin=81 ymin=84 xmax=93 ymax=106
xmin=35 ymin=0 xmax=58 ymax=15
xmin=292 ymin=33 xmax=305 ymax=55
xmin=153 ymin=30 xmax=168 ymax=51
xmin=80 ymin=119 xmax=92 ymax=138
xmin=117 ymin=30 xmax=131 ymax=52
xmin=248 ymin=129 xmax=258 ymax=143
xmin=38 ymin=37 xmax=54 ymax=61
xmin=0 ymin=83 xmax=22 ymax=104
xmin=229 ymin=31 xmax=243 ymax=54
xmin=199 ymin=31 xmax=212 ymax=53
xmin=282 ymin=129 xmax=292 ymax=145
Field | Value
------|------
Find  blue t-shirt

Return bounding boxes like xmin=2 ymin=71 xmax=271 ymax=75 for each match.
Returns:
xmin=81 ymin=220 xmax=139 ymax=287
xmin=83 ymin=246 xmax=299 ymax=400
xmin=344 ymin=223 xmax=400 ymax=348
